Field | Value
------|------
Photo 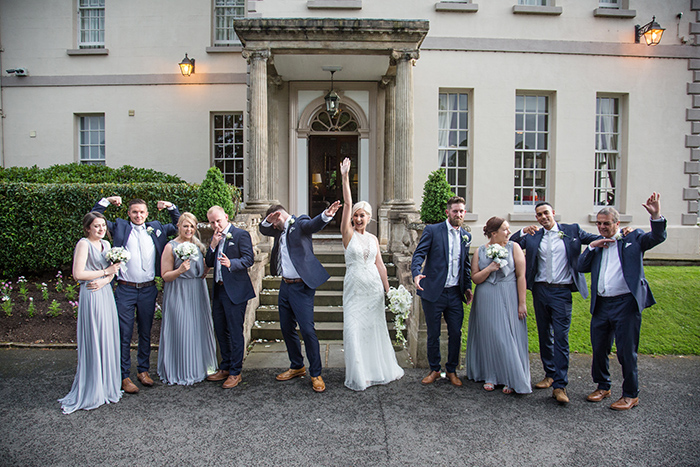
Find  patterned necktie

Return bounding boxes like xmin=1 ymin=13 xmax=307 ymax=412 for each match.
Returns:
xmin=546 ymin=230 xmax=553 ymax=283
xmin=138 ymin=226 xmax=150 ymax=272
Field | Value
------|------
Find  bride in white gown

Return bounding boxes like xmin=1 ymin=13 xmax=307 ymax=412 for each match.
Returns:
xmin=340 ymin=157 xmax=404 ymax=391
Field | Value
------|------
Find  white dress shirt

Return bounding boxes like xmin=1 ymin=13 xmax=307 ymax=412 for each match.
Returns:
xmin=533 ymin=225 xmax=573 ymax=285
xmin=211 ymin=223 xmax=232 ymax=282
xmin=120 ymin=223 xmax=156 ymax=283
xmin=595 ymin=232 xmax=631 ymax=297
xmin=444 ymin=220 xmax=461 ymax=288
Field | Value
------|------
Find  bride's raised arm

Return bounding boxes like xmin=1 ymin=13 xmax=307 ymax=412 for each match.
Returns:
xmin=340 ymin=157 xmax=353 ymax=248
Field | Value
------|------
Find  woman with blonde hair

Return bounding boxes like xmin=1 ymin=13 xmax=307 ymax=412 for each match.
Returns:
xmin=157 ymin=212 xmax=217 ymax=385
xmin=340 ymin=157 xmax=404 ymax=391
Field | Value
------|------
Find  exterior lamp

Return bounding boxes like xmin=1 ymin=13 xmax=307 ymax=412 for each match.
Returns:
xmin=635 ymin=16 xmax=665 ymax=46
xmin=323 ymin=66 xmax=342 ymax=116
xmin=179 ymin=53 xmax=195 ymax=76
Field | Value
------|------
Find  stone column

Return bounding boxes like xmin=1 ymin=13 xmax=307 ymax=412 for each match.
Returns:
xmin=242 ymin=48 xmax=271 ymax=213
xmin=268 ymin=72 xmax=283 ymax=205
xmin=378 ymin=74 xmax=396 ymax=247
xmin=391 ymin=49 xmax=419 ymax=211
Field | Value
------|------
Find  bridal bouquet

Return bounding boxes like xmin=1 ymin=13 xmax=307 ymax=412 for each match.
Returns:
xmin=174 ymin=242 xmax=199 ymax=261
xmin=105 ymin=247 xmax=131 ymax=264
xmin=386 ymin=285 xmax=412 ymax=347
xmin=485 ymin=243 xmax=508 ymax=268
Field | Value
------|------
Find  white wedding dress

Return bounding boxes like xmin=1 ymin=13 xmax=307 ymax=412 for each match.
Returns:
xmin=343 ymin=232 xmax=404 ymax=391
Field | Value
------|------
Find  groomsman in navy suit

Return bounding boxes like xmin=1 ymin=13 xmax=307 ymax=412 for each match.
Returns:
xmin=259 ymin=201 xmax=340 ymax=393
xmin=92 ymin=196 xmax=180 ymax=394
xmin=510 ymin=202 xmax=598 ymax=404
xmin=411 ymin=196 xmax=472 ymax=386
xmin=578 ymin=192 xmax=666 ymax=411
xmin=205 ymin=206 xmax=256 ymax=389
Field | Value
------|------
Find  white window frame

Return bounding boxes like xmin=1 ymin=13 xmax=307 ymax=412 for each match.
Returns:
xmin=213 ymin=0 xmax=246 ymax=46
xmin=598 ymin=0 xmax=620 ymax=8
xmin=594 ymin=96 xmax=621 ymax=208
xmin=518 ymin=0 xmax=547 ymax=5
xmin=514 ymin=94 xmax=550 ymax=212
xmin=212 ymin=112 xmax=245 ymax=196
xmin=78 ymin=114 xmax=106 ymax=165
xmin=438 ymin=90 xmax=470 ymax=209
xmin=78 ymin=0 xmax=105 ymax=49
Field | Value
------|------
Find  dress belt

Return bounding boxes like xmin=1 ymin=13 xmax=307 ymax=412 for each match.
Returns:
xmin=535 ymin=282 xmax=571 ymax=289
xmin=282 ymin=277 xmax=303 ymax=284
xmin=117 ymin=280 xmax=156 ymax=289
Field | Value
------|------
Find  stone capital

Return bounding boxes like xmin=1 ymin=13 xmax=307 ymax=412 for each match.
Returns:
xmin=380 ymin=75 xmax=395 ymax=88
xmin=390 ymin=49 xmax=420 ymax=63
xmin=241 ymin=48 xmax=271 ymax=62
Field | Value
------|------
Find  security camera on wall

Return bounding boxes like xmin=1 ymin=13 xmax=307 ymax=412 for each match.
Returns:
xmin=6 ymin=68 xmax=28 ymax=76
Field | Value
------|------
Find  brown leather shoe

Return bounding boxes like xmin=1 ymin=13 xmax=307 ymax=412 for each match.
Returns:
xmin=552 ymin=388 xmax=570 ymax=404
xmin=311 ymin=376 xmax=326 ymax=392
xmin=421 ymin=371 xmax=442 ymax=385
xmin=206 ymin=370 xmax=230 ymax=382
xmin=222 ymin=374 xmax=242 ymax=389
xmin=446 ymin=372 xmax=463 ymax=387
xmin=276 ymin=367 xmax=306 ymax=381
xmin=122 ymin=378 xmax=139 ymax=394
xmin=137 ymin=372 xmax=154 ymax=386
xmin=587 ymin=388 xmax=612 ymax=402
xmin=610 ymin=396 xmax=639 ymax=411
xmin=535 ymin=377 xmax=554 ymax=389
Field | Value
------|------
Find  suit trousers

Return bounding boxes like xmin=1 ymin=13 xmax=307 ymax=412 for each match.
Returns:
xmin=212 ymin=282 xmax=247 ymax=376
xmin=590 ymin=293 xmax=641 ymax=398
xmin=278 ymin=281 xmax=322 ymax=377
xmin=114 ymin=283 xmax=157 ymax=380
xmin=532 ymin=284 xmax=573 ymax=389
xmin=422 ymin=286 xmax=464 ymax=374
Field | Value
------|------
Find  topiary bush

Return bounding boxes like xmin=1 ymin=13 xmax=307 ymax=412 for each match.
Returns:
xmin=193 ymin=167 xmax=239 ymax=223
xmin=0 ymin=163 xmax=185 ymax=184
xmin=420 ymin=168 xmax=455 ymax=224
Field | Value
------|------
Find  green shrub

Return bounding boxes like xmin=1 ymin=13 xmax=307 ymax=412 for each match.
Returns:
xmin=193 ymin=167 xmax=239 ymax=223
xmin=420 ymin=168 xmax=455 ymax=224
xmin=0 ymin=163 xmax=184 ymax=184
xmin=0 ymin=182 xmax=238 ymax=278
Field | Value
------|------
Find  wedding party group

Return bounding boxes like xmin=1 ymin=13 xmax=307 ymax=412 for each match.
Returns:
xmin=411 ymin=190 xmax=666 ymax=412
xmin=57 ymin=160 xmax=665 ymax=414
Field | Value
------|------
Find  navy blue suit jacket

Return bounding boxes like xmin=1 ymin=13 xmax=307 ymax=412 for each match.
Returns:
xmin=577 ymin=218 xmax=667 ymax=314
xmin=510 ymin=223 xmax=599 ymax=298
xmin=91 ymin=201 xmax=180 ymax=277
xmin=411 ymin=221 xmax=472 ymax=303
xmin=259 ymin=213 xmax=331 ymax=290
xmin=205 ymin=225 xmax=256 ymax=305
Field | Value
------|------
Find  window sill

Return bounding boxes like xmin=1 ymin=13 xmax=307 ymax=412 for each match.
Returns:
xmin=67 ymin=48 xmax=109 ymax=56
xmin=588 ymin=213 xmax=633 ymax=224
xmin=206 ymin=45 xmax=244 ymax=53
xmin=463 ymin=213 xmax=479 ymax=222
xmin=435 ymin=2 xmax=478 ymax=12
xmin=512 ymin=5 xmax=562 ymax=15
xmin=307 ymin=0 xmax=362 ymax=9
xmin=593 ymin=8 xmax=636 ymax=18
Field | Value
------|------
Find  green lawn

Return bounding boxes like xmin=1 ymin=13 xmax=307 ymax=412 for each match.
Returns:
xmin=461 ymin=266 xmax=700 ymax=355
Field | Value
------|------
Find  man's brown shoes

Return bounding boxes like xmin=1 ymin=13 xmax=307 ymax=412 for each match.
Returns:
xmin=586 ymin=388 xmax=612 ymax=402
xmin=206 ymin=370 xmax=230 ymax=382
xmin=535 ymin=377 xmax=554 ymax=389
xmin=276 ymin=367 xmax=306 ymax=381
xmin=122 ymin=378 xmax=139 ymax=394
xmin=421 ymin=371 xmax=442 ymax=384
xmin=610 ymin=396 xmax=639 ymax=411
xmin=137 ymin=372 xmax=154 ymax=386
xmin=311 ymin=376 xmax=326 ymax=392
xmin=222 ymin=374 xmax=242 ymax=389
xmin=552 ymin=388 xmax=569 ymax=404
xmin=446 ymin=372 xmax=462 ymax=387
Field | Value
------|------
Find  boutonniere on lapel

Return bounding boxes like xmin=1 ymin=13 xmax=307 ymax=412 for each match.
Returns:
xmin=288 ymin=217 xmax=296 ymax=233
xmin=146 ymin=226 xmax=154 ymax=235
xmin=225 ymin=232 xmax=234 ymax=246
xmin=461 ymin=234 xmax=471 ymax=247
xmin=558 ymin=231 xmax=569 ymax=239
xmin=613 ymin=232 xmax=623 ymax=241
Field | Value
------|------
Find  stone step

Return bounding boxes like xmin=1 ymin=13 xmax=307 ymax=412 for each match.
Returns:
xmin=255 ymin=305 xmax=395 ymax=322
xmin=260 ymin=290 xmax=343 ymax=306
xmin=314 ymin=252 xmax=393 ymax=263
xmin=261 ymin=276 xmax=398 ymax=291
xmin=265 ymin=262 xmax=396 ymax=277
xmin=251 ymin=321 xmax=401 ymax=341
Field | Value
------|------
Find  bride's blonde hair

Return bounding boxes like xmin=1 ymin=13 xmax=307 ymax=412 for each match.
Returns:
xmin=351 ymin=201 xmax=372 ymax=219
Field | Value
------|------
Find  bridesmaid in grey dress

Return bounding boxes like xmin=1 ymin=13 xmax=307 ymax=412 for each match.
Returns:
xmin=466 ymin=216 xmax=532 ymax=395
xmin=59 ymin=212 xmax=122 ymax=414
xmin=157 ymin=212 xmax=217 ymax=385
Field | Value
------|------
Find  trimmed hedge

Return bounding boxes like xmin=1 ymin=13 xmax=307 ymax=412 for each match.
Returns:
xmin=0 ymin=182 xmax=239 ymax=278
xmin=0 ymin=163 xmax=185 ymax=184
xmin=420 ymin=168 xmax=455 ymax=224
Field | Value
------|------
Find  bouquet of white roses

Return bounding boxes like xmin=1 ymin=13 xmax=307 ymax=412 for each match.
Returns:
xmin=105 ymin=247 xmax=131 ymax=264
xmin=174 ymin=242 xmax=200 ymax=261
xmin=386 ymin=285 xmax=412 ymax=347
xmin=485 ymin=243 xmax=508 ymax=268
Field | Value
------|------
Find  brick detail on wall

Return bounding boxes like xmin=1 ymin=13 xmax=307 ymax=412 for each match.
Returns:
xmin=686 ymin=5 xmax=700 ymax=224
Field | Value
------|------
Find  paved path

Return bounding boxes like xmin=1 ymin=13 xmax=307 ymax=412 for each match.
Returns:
xmin=1 ymin=345 xmax=699 ymax=466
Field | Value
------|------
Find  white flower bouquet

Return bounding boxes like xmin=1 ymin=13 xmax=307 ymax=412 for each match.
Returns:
xmin=174 ymin=242 xmax=200 ymax=261
xmin=485 ymin=243 xmax=508 ymax=268
xmin=386 ymin=285 xmax=412 ymax=347
xmin=105 ymin=247 xmax=131 ymax=264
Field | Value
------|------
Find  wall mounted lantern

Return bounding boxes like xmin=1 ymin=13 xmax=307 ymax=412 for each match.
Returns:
xmin=179 ymin=53 xmax=195 ymax=76
xmin=635 ymin=16 xmax=665 ymax=46
xmin=323 ymin=66 xmax=342 ymax=116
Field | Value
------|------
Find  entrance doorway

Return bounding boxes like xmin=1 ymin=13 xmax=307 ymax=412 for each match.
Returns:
xmin=308 ymin=135 xmax=358 ymax=230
